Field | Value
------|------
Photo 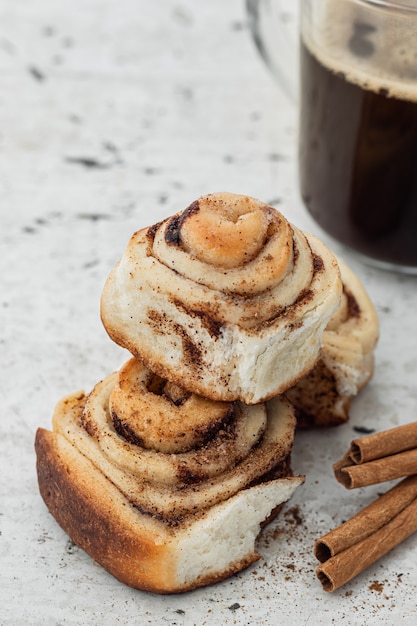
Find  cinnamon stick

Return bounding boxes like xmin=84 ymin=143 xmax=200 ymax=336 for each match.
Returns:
xmin=334 ymin=448 xmax=417 ymax=489
xmin=315 ymin=475 xmax=417 ymax=592
xmin=334 ymin=422 xmax=417 ymax=489
xmin=315 ymin=474 xmax=417 ymax=562
xmin=350 ymin=422 xmax=417 ymax=464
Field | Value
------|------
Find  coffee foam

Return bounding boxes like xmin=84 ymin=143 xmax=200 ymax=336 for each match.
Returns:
xmin=301 ymin=2 xmax=417 ymax=102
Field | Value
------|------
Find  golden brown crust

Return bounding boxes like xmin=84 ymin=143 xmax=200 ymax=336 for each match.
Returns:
xmin=35 ymin=427 xmax=173 ymax=593
xmin=35 ymin=427 xmax=299 ymax=593
xmin=36 ymin=426 xmax=266 ymax=592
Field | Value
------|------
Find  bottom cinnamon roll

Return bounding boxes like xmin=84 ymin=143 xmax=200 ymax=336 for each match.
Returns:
xmin=35 ymin=358 xmax=304 ymax=593
xmin=285 ymin=258 xmax=379 ymax=428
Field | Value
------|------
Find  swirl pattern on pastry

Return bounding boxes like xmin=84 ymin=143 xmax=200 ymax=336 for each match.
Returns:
xmin=154 ymin=193 xmax=294 ymax=296
xmin=51 ymin=358 xmax=297 ymax=518
xmin=83 ymin=357 xmax=268 ymax=486
xmin=101 ymin=192 xmax=342 ymax=403
xmin=285 ymin=257 xmax=379 ymax=427
xmin=108 ymin=358 xmax=246 ymax=454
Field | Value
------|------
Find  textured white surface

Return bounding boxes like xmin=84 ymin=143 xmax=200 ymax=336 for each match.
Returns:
xmin=1 ymin=0 xmax=417 ymax=624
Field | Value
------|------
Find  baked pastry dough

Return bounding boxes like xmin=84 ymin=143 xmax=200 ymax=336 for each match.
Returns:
xmin=101 ymin=192 xmax=342 ymax=404
xmin=36 ymin=192 xmax=379 ymax=592
xmin=285 ymin=258 xmax=379 ymax=427
xmin=35 ymin=358 xmax=304 ymax=593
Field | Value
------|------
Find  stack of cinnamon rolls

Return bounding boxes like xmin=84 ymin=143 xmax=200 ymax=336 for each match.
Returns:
xmin=35 ymin=192 xmax=378 ymax=593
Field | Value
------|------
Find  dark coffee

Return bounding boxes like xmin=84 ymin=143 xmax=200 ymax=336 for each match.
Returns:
xmin=299 ymin=39 xmax=417 ymax=269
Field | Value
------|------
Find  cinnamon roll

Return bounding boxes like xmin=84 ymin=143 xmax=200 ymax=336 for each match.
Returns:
xmin=100 ymin=192 xmax=342 ymax=404
xmin=285 ymin=258 xmax=379 ymax=427
xmin=35 ymin=358 xmax=304 ymax=593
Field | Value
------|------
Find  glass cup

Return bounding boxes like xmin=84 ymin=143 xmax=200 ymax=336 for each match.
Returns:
xmin=247 ymin=0 xmax=417 ymax=273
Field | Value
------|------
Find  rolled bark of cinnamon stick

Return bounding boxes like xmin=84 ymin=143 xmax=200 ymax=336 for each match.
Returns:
xmin=316 ymin=483 xmax=417 ymax=592
xmin=349 ymin=422 xmax=417 ymax=464
xmin=315 ymin=475 xmax=417 ymax=563
xmin=334 ymin=448 xmax=417 ymax=489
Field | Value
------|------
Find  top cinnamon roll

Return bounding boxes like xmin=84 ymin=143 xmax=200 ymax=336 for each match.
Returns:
xmin=101 ymin=192 xmax=342 ymax=404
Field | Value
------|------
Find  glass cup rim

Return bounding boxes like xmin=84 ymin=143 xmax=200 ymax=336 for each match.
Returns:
xmin=354 ymin=0 xmax=417 ymax=13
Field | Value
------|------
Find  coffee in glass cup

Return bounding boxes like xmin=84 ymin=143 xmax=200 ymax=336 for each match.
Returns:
xmin=247 ymin=0 xmax=417 ymax=273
